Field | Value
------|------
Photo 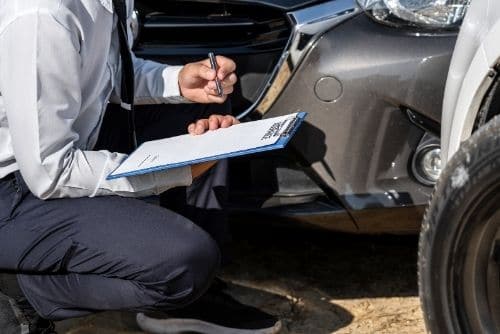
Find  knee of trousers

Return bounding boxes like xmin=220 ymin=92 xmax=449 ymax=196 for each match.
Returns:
xmin=145 ymin=232 xmax=221 ymax=308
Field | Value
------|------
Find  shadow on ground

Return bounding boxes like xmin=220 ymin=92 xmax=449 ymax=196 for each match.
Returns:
xmin=57 ymin=219 xmax=423 ymax=334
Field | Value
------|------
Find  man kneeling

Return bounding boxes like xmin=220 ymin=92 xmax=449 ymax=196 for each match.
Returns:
xmin=0 ymin=0 xmax=280 ymax=333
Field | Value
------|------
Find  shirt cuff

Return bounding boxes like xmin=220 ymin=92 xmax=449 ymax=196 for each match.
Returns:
xmin=153 ymin=165 xmax=193 ymax=194
xmin=161 ymin=65 xmax=192 ymax=103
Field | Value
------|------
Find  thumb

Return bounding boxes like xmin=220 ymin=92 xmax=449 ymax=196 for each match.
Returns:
xmin=195 ymin=63 xmax=216 ymax=81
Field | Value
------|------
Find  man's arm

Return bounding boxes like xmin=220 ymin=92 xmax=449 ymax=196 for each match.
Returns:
xmin=0 ymin=11 xmax=192 ymax=199
xmin=126 ymin=5 xmax=237 ymax=105
xmin=131 ymin=55 xmax=187 ymax=105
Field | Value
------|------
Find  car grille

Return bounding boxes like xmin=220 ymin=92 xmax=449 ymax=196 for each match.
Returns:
xmin=135 ymin=1 xmax=291 ymax=55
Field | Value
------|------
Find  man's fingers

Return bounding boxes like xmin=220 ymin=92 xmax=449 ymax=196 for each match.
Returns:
xmin=187 ymin=119 xmax=213 ymax=135
xmin=216 ymin=55 xmax=236 ymax=80
xmin=195 ymin=119 xmax=209 ymax=134
xmin=199 ymin=56 xmax=236 ymax=80
xmin=196 ymin=64 xmax=216 ymax=81
xmin=209 ymin=115 xmax=238 ymax=129
xmin=207 ymin=94 xmax=228 ymax=104
xmin=206 ymin=87 xmax=233 ymax=96
xmin=222 ymin=73 xmax=238 ymax=87
xmin=208 ymin=115 xmax=223 ymax=130
xmin=189 ymin=114 xmax=238 ymax=135
xmin=206 ymin=73 xmax=237 ymax=90
xmin=221 ymin=115 xmax=237 ymax=128
xmin=223 ymin=86 xmax=234 ymax=95
xmin=180 ymin=57 xmax=237 ymax=103
xmin=208 ymin=116 xmax=218 ymax=130
xmin=204 ymin=85 xmax=234 ymax=96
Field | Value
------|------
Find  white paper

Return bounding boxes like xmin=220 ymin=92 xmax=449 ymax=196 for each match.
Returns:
xmin=109 ymin=113 xmax=300 ymax=178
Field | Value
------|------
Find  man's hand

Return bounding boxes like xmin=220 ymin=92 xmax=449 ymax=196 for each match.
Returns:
xmin=187 ymin=114 xmax=240 ymax=135
xmin=187 ymin=114 xmax=239 ymax=178
xmin=191 ymin=161 xmax=217 ymax=179
xmin=178 ymin=56 xmax=237 ymax=104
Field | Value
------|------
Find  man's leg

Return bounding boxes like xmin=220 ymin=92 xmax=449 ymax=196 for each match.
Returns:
xmin=0 ymin=173 xmax=220 ymax=321
xmin=95 ymin=104 xmax=281 ymax=333
xmin=96 ymin=103 xmax=232 ymax=260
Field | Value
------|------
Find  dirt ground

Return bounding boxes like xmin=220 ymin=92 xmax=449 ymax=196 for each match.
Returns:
xmin=56 ymin=219 xmax=426 ymax=334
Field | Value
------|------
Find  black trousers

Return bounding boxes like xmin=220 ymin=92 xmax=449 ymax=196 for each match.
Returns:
xmin=0 ymin=102 xmax=231 ymax=320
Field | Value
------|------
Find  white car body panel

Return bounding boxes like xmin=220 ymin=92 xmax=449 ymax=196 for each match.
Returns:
xmin=442 ymin=0 xmax=500 ymax=162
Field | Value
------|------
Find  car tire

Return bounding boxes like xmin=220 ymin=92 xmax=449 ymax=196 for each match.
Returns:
xmin=419 ymin=115 xmax=500 ymax=333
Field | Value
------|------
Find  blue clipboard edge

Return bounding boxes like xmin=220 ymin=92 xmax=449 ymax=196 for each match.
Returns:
xmin=107 ymin=111 xmax=307 ymax=180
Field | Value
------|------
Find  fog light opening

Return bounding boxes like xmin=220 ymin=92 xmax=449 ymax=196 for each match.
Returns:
xmin=412 ymin=145 xmax=442 ymax=186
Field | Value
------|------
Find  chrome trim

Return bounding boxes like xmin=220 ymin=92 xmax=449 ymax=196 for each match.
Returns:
xmin=236 ymin=0 xmax=360 ymax=119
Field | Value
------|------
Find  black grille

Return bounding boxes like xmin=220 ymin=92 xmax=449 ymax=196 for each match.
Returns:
xmin=135 ymin=1 xmax=291 ymax=55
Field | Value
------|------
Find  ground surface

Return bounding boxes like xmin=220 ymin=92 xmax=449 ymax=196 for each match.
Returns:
xmin=57 ymin=219 xmax=426 ymax=334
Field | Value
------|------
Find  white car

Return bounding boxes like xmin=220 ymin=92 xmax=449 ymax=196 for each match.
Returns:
xmin=419 ymin=0 xmax=500 ymax=332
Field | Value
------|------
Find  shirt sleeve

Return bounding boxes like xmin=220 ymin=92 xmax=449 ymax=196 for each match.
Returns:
xmin=131 ymin=55 xmax=189 ymax=104
xmin=0 ymin=11 xmax=192 ymax=199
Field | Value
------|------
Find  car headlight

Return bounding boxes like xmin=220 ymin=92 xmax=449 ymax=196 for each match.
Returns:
xmin=357 ymin=0 xmax=470 ymax=28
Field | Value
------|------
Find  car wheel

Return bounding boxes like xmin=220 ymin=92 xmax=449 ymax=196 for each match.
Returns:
xmin=419 ymin=115 xmax=500 ymax=333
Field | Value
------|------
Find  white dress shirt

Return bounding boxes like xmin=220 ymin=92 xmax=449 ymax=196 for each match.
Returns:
xmin=0 ymin=0 xmax=193 ymax=199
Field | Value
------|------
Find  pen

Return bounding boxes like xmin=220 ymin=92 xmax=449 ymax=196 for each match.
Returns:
xmin=208 ymin=52 xmax=224 ymax=97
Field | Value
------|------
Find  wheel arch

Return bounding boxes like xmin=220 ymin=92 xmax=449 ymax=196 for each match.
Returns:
xmin=443 ymin=20 xmax=500 ymax=162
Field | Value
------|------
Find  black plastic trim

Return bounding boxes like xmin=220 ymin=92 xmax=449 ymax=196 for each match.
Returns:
xmin=405 ymin=107 xmax=441 ymax=138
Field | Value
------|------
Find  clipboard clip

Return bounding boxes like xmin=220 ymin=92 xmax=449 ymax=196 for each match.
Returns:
xmin=260 ymin=114 xmax=303 ymax=141
xmin=280 ymin=116 xmax=300 ymax=137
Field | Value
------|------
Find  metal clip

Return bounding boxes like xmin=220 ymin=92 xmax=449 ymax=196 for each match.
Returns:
xmin=281 ymin=117 xmax=299 ymax=137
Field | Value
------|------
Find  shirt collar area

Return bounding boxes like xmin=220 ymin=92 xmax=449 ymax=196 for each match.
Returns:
xmin=100 ymin=0 xmax=113 ymax=13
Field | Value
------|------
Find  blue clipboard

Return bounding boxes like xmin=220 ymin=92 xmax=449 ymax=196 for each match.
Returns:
xmin=107 ymin=111 xmax=307 ymax=180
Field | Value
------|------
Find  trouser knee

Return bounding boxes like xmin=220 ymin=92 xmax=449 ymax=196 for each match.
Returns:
xmin=147 ymin=232 xmax=221 ymax=309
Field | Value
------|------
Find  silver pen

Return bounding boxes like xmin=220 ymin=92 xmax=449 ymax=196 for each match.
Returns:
xmin=208 ymin=52 xmax=224 ymax=97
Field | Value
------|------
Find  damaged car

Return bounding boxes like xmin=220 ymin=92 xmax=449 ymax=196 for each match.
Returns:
xmin=132 ymin=0 xmax=469 ymax=233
